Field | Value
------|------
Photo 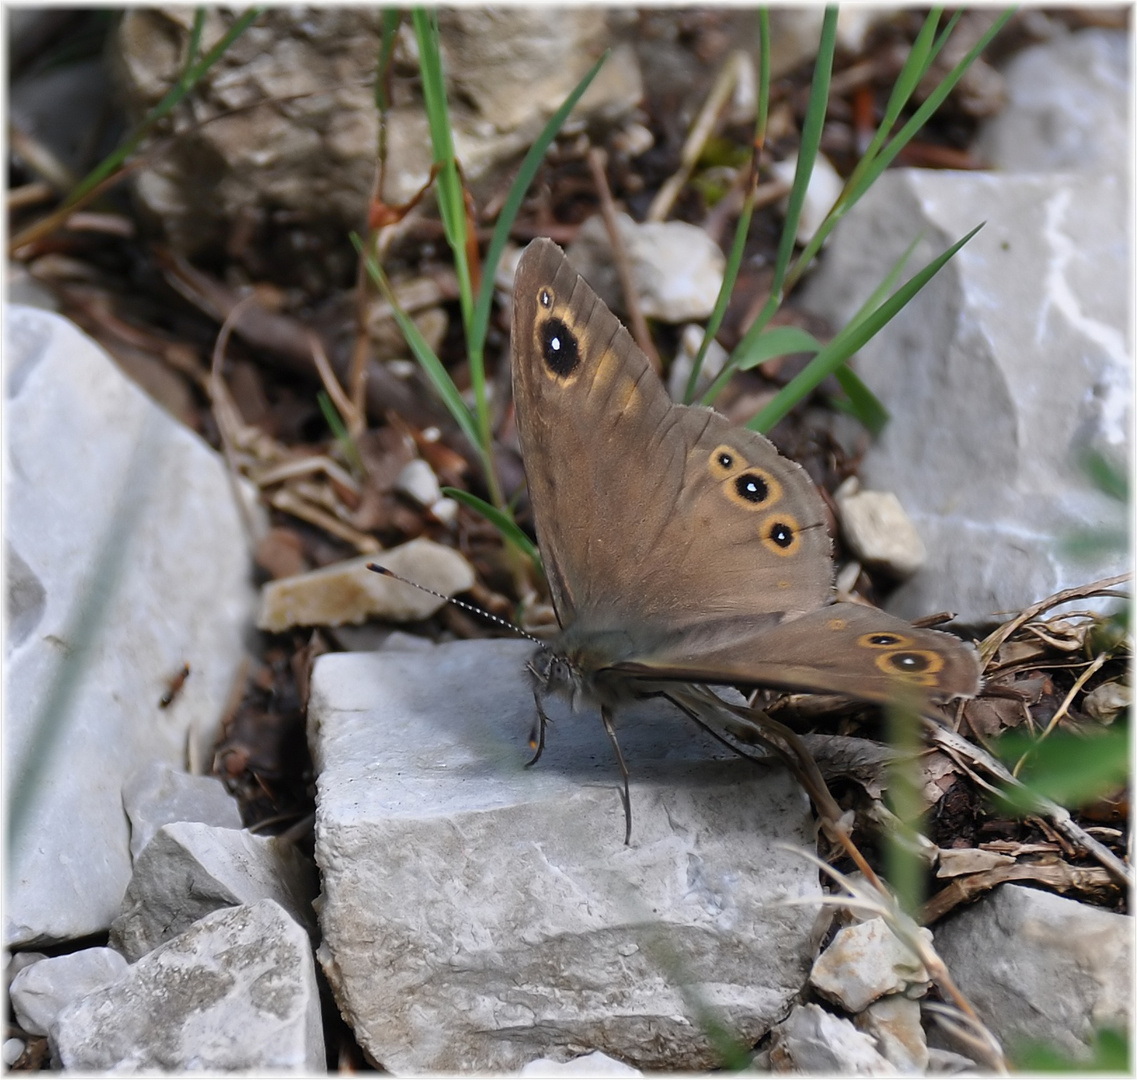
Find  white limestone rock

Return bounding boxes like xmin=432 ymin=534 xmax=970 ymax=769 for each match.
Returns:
xmin=10 ymin=948 xmax=128 ymax=1037
xmin=771 ymin=151 xmax=844 ymax=245
xmin=976 ymin=28 xmax=1128 ymax=175
xmin=439 ymin=10 xmax=640 ymax=135
xmin=520 ymin=1050 xmax=642 ymax=1076
xmin=802 ymin=169 xmax=1129 ymax=623
xmin=122 ymin=761 xmax=242 ymax=860
xmin=810 ymin=917 xmax=933 ymax=1013
xmin=933 ymin=884 xmax=1132 ymax=1061
xmin=5 ymin=306 xmax=258 ymax=947
xmin=114 ymin=11 xmax=639 ymax=258
xmin=568 ymin=213 xmax=726 ymax=323
xmin=109 ymin=822 xmax=315 ymax=962
xmin=309 ymin=638 xmax=823 ymax=1073
xmin=769 ymin=1003 xmax=893 ymax=1075
xmin=836 ymin=481 xmax=928 ymax=579
xmin=51 ymin=900 xmax=324 ymax=1073
xmin=667 ymin=323 xmax=729 ymax=403
xmin=854 ymin=993 xmax=930 ymax=1074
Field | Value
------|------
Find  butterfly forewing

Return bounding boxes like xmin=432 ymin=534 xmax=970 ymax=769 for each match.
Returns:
xmin=512 ymin=239 xmax=831 ymax=643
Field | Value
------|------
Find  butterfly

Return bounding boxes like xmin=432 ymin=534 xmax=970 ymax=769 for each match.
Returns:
xmin=509 ymin=238 xmax=981 ymax=841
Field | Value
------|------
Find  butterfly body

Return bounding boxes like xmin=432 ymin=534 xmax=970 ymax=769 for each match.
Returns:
xmin=510 ymin=238 xmax=981 ymax=723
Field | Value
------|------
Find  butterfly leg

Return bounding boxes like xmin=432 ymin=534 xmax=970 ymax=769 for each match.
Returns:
xmin=600 ymin=705 xmax=633 ymax=846
xmin=525 ymin=692 xmax=551 ymax=767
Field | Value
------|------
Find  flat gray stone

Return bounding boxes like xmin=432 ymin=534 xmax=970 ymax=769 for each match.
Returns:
xmin=122 ymin=762 xmax=242 ymax=861
xmin=310 ymin=638 xmax=823 ymax=1074
xmin=9 ymin=948 xmax=128 ymax=1037
xmin=802 ymin=169 xmax=1129 ymax=623
xmin=51 ymin=900 xmax=324 ymax=1073
xmin=110 ymin=822 xmax=315 ymax=962
xmin=5 ymin=306 xmax=258 ymax=947
xmin=933 ymin=884 xmax=1131 ymax=1061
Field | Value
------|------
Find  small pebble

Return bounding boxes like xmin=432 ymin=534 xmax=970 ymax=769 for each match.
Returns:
xmin=771 ymin=152 xmax=843 ymax=245
xmin=3 ymin=1039 xmax=25 ymax=1066
xmin=835 ymin=479 xmax=927 ymax=578
xmin=429 ymin=496 xmax=459 ymax=527
xmin=1083 ymin=679 xmax=1130 ymax=723
xmin=396 ymin=459 xmax=443 ymax=508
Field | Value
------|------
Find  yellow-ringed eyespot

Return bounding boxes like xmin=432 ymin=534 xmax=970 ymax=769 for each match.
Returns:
xmin=873 ymin=649 xmax=945 ymax=682
xmin=708 ymin=445 xmax=741 ymax=479
xmin=720 ymin=468 xmax=783 ymax=511
xmin=857 ymin=631 xmax=915 ymax=650
xmin=539 ymin=316 xmax=581 ymax=379
xmin=761 ymin=515 xmax=801 ymax=556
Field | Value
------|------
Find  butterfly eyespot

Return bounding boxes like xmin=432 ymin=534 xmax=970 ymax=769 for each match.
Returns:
xmin=539 ymin=287 xmax=553 ymax=308
xmin=540 ymin=317 xmax=580 ymax=378
xmin=857 ymin=631 xmax=914 ymax=649
xmin=708 ymin=444 xmax=742 ymax=478
xmin=827 ymin=618 xmax=849 ymax=631
xmin=721 ymin=462 xmax=783 ymax=509
xmin=873 ymin=648 xmax=945 ymax=680
xmin=735 ymin=473 xmax=770 ymax=504
xmin=762 ymin=516 xmax=801 ymax=556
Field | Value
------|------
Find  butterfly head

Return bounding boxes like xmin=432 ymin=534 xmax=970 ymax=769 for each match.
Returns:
xmin=529 ymin=646 xmax=588 ymax=711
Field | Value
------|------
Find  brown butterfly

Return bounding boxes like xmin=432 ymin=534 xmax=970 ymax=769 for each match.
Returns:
xmin=510 ymin=238 xmax=981 ymax=838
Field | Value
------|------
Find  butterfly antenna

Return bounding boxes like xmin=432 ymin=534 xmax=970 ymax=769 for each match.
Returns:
xmin=367 ymin=563 xmax=544 ymax=645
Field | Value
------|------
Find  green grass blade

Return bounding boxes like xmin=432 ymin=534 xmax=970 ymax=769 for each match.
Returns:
xmin=180 ymin=9 xmax=208 ymax=89
xmin=412 ymin=8 xmax=474 ymax=338
xmin=469 ymin=51 xmax=609 ymax=363
xmin=684 ymin=10 xmax=770 ymax=404
xmin=412 ymin=8 xmax=462 ymax=244
xmin=411 ymin=7 xmax=496 ymax=468
xmin=832 ymin=367 xmax=889 ymax=435
xmin=748 ymin=223 xmax=982 ymax=432
xmin=858 ymin=10 xmax=1014 ymax=195
xmin=853 ymin=9 xmax=951 ymax=171
xmin=375 ymin=9 xmax=402 ymax=112
xmin=732 ymin=325 xmax=822 ymax=370
xmin=715 ymin=6 xmax=837 ymax=401
xmin=317 ymin=390 xmax=365 ymax=476
xmin=992 ymin=729 xmax=1129 ymax=812
xmin=684 ymin=195 xmax=754 ymax=403
xmin=885 ymin=694 xmax=929 ymax=917
xmin=68 ymin=7 xmax=263 ymax=206
xmin=443 ymin=488 xmax=541 ymax=568
xmin=755 ymin=8 xmax=770 ymax=148
xmin=769 ymin=5 xmax=837 ymax=302
xmin=780 ymin=8 xmax=997 ymax=296
xmin=353 ymin=235 xmax=482 ymax=454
